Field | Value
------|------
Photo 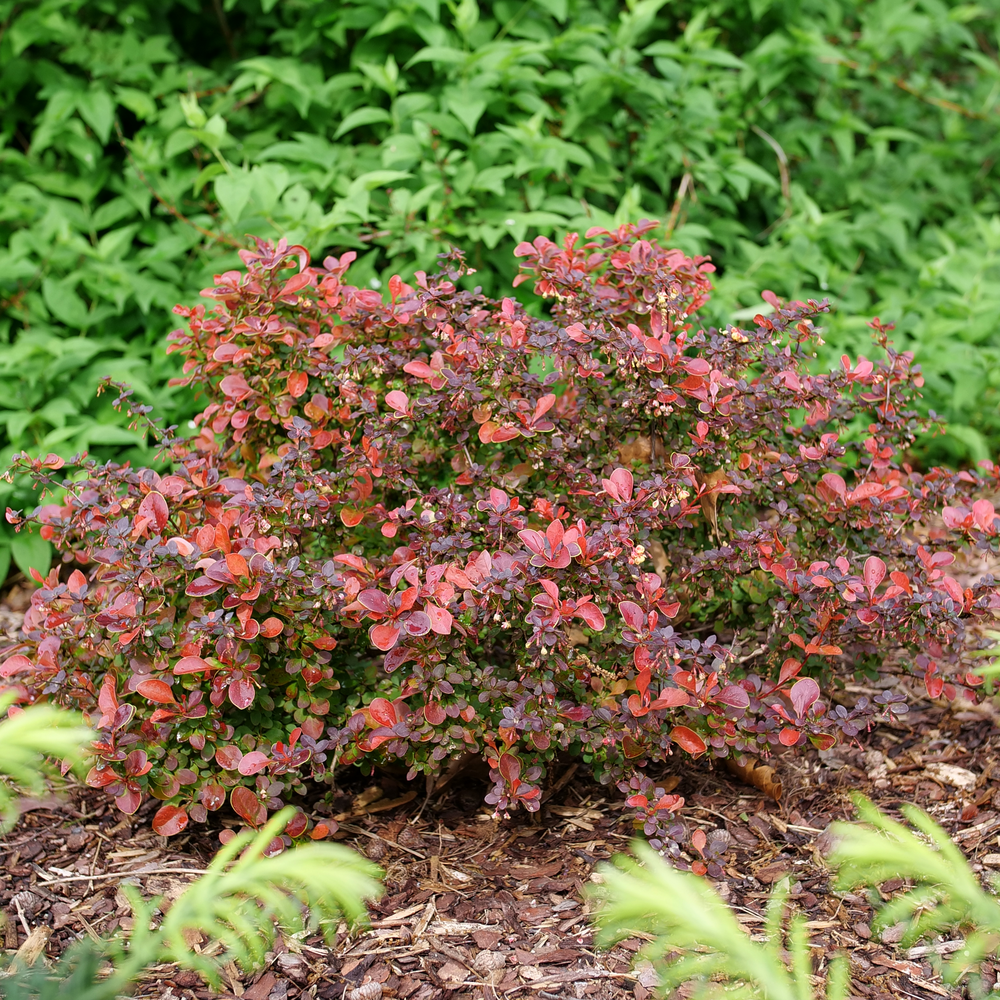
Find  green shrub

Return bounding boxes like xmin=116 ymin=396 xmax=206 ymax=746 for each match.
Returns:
xmin=1 ymin=0 xmax=998 ymax=508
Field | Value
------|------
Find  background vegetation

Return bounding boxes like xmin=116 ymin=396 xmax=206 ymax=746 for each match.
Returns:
xmin=1 ymin=0 xmax=1000 ymax=581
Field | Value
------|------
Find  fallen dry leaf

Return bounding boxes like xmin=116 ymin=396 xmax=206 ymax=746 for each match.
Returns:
xmin=725 ymin=756 xmax=782 ymax=800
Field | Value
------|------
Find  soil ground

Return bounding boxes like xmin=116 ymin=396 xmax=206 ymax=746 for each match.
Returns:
xmin=2 ymin=584 xmax=999 ymax=1000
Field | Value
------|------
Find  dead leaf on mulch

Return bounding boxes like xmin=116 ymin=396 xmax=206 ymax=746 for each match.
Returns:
xmin=725 ymin=756 xmax=783 ymax=800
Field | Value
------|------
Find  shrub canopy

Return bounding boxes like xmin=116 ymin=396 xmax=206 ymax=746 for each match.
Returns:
xmin=4 ymin=226 xmax=999 ymax=843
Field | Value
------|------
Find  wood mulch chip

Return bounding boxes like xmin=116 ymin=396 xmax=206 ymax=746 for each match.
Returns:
xmin=1 ymin=590 xmax=997 ymax=999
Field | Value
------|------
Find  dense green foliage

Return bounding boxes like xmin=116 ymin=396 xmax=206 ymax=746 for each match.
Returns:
xmin=2 ymin=0 xmax=999 ymax=578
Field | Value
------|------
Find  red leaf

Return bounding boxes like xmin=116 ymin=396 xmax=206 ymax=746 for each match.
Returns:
xmin=285 ymin=811 xmax=309 ymax=838
xmin=670 ymin=726 xmax=707 ymax=755
xmin=215 ymin=745 xmax=244 ymax=770
xmin=369 ymin=622 xmax=401 ymax=650
xmin=231 ymin=786 xmax=265 ymax=827
xmin=237 ymin=751 xmax=271 ymax=775
xmin=0 ymin=654 xmax=33 ymax=678
xmin=174 ymin=655 xmax=213 ymax=674
xmin=627 ymin=694 xmax=649 ymax=717
xmin=385 ymin=389 xmax=409 ymax=414
xmin=341 ymin=506 xmax=365 ymax=527
xmin=779 ymin=727 xmax=801 ymax=746
xmin=625 ymin=794 xmax=649 ymax=808
xmin=185 ymin=576 xmax=224 ymax=597
xmin=220 ymin=374 xmax=252 ymax=399
xmin=260 ymin=617 xmax=284 ymax=638
xmin=226 ymin=552 xmax=249 ymax=579
xmin=136 ymin=678 xmax=177 ymax=704
xmin=790 ymin=677 xmax=820 ymax=717
xmin=618 ymin=600 xmax=645 ymax=630
xmin=809 ymin=733 xmax=837 ymax=751
xmin=137 ymin=491 xmax=169 ymax=531
xmin=691 ymin=829 xmax=707 ymax=854
xmin=863 ymin=555 xmax=886 ymax=593
xmin=116 ymin=787 xmax=142 ymax=815
xmin=424 ymin=603 xmax=454 ymax=635
xmin=229 ymin=676 xmax=255 ymax=709
xmin=152 ymin=804 xmax=189 ymax=837
xmin=575 ymin=601 xmax=606 ymax=630
xmin=424 ymin=702 xmax=446 ymax=725
xmin=498 ymin=753 xmax=521 ymax=783
xmin=287 ymin=371 xmax=309 ymax=398
xmin=368 ymin=697 xmax=397 ymax=727
xmin=778 ymin=658 xmax=802 ymax=684
xmin=716 ymin=684 xmax=750 ymax=710
xmin=200 ymin=783 xmax=226 ymax=810
xmin=649 ymin=688 xmax=690 ymax=709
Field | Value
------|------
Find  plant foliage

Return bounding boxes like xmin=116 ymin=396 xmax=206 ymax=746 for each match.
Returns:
xmin=591 ymin=840 xmax=849 ymax=999
xmin=0 ymin=806 xmax=382 ymax=999
xmin=0 ymin=691 xmax=92 ymax=832
xmin=592 ymin=795 xmax=1000 ymax=999
xmin=1 ymin=0 xmax=999 ymax=532
xmin=4 ymin=226 xmax=1000 ymax=842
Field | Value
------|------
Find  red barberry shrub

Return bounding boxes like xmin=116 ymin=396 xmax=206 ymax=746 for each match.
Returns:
xmin=4 ymin=223 xmax=1000 ymax=845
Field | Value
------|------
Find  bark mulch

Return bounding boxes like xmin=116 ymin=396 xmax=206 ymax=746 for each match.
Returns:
xmin=3 ymin=584 xmax=999 ymax=999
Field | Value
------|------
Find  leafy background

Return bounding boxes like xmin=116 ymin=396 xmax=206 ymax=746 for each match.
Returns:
xmin=2 ymin=0 xmax=999 ymax=579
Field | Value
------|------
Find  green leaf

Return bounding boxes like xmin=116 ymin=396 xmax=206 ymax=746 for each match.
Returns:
xmin=10 ymin=529 xmax=51 ymax=579
xmin=446 ymin=93 xmax=488 ymax=134
xmin=214 ymin=171 xmax=254 ymax=222
xmin=347 ymin=170 xmax=413 ymax=195
xmin=77 ymin=87 xmax=116 ymax=144
xmin=42 ymin=278 xmax=91 ymax=329
xmin=334 ymin=107 xmax=393 ymax=138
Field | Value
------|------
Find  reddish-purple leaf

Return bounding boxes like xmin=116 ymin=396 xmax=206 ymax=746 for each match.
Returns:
xmin=863 ymin=555 xmax=886 ymax=593
xmin=670 ymin=726 xmax=707 ymax=755
xmin=185 ymin=576 xmax=224 ymax=597
xmin=153 ymin=804 xmax=189 ymax=837
xmin=498 ymin=753 xmax=521 ymax=783
xmin=173 ymin=655 xmax=213 ymax=674
xmin=200 ymin=783 xmax=226 ymax=810
xmin=618 ymin=600 xmax=645 ymax=630
xmin=137 ymin=491 xmax=169 ymax=531
xmin=228 ymin=676 xmax=255 ymax=709
xmin=237 ymin=751 xmax=271 ymax=775
xmin=231 ymin=786 xmax=264 ymax=827
xmin=715 ymin=684 xmax=750 ymax=710
xmin=790 ymin=677 xmax=821 ymax=717
xmin=368 ymin=698 xmax=397 ymax=727
xmin=285 ymin=811 xmax=309 ymax=838
xmin=215 ymin=745 xmax=244 ymax=770
xmin=116 ymin=787 xmax=142 ymax=814
xmin=136 ymin=678 xmax=176 ymax=704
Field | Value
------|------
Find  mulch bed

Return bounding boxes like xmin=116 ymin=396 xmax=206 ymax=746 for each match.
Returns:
xmin=2 ymin=583 xmax=998 ymax=1000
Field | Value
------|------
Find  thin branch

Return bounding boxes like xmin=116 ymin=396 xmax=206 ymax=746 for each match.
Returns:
xmin=664 ymin=171 xmax=692 ymax=239
xmin=820 ymin=56 xmax=988 ymax=119
xmin=113 ymin=119 xmax=243 ymax=250
xmin=750 ymin=124 xmax=792 ymax=234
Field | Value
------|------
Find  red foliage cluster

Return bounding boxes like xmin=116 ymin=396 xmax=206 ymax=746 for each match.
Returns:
xmin=4 ymin=222 xmax=999 ymax=851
